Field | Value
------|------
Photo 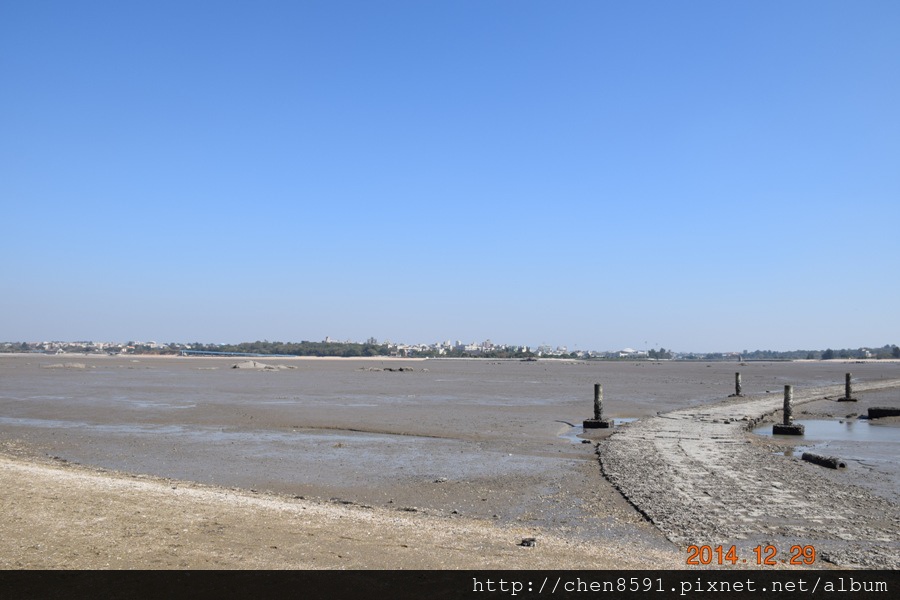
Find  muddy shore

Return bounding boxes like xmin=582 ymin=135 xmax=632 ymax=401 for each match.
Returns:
xmin=0 ymin=452 xmax=683 ymax=569
xmin=1 ymin=355 xmax=898 ymax=568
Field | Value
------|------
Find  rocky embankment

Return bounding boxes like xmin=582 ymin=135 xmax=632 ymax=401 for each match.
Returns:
xmin=598 ymin=380 xmax=900 ymax=569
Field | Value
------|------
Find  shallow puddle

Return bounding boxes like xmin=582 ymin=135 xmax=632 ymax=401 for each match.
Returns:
xmin=754 ymin=418 xmax=899 ymax=442
xmin=754 ymin=418 xmax=900 ymax=502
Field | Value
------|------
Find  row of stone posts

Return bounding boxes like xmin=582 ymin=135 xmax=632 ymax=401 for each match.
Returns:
xmin=738 ymin=372 xmax=857 ymax=436
xmin=731 ymin=371 xmax=857 ymax=401
xmin=583 ymin=372 xmax=861 ymax=435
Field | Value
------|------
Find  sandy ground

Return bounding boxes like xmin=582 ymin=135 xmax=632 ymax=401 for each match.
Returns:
xmin=0 ymin=451 xmax=682 ymax=569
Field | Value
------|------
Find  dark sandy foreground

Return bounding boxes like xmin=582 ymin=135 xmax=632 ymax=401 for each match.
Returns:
xmin=0 ymin=451 xmax=683 ymax=569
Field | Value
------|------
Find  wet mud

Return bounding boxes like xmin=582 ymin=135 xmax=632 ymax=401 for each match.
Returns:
xmin=2 ymin=355 xmax=898 ymax=566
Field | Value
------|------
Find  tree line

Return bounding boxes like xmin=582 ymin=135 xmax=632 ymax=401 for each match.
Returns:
xmin=187 ymin=341 xmax=393 ymax=357
xmin=737 ymin=344 xmax=900 ymax=361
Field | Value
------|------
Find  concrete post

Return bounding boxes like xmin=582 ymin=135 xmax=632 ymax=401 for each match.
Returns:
xmin=584 ymin=383 xmax=611 ymax=429
xmin=773 ymin=384 xmax=804 ymax=435
xmin=783 ymin=385 xmax=793 ymax=424
xmin=735 ymin=372 xmax=742 ymax=396
xmin=838 ymin=372 xmax=857 ymax=402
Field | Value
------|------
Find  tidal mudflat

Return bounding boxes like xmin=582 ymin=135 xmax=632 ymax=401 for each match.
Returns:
xmin=1 ymin=354 xmax=897 ymax=568
xmin=601 ymin=377 xmax=900 ymax=569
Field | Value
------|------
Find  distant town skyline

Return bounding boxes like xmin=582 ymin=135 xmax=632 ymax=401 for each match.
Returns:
xmin=2 ymin=2 xmax=897 ymax=353
xmin=5 ymin=337 xmax=898 ymax=359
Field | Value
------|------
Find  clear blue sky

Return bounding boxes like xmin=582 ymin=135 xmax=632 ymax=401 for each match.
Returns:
xmin=2 ymin=1 xmax=898 ymax=352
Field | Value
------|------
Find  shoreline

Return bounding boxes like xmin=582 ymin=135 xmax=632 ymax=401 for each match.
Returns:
xmin=0 ymin=451 xmax=683 ymax=570
xmin=1 ymin=352 xmax=429 ymax=362
xmin=6 ymin=351 xmax=900 ymax=364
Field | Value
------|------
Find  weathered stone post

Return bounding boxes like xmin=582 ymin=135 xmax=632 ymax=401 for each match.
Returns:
xmin=783 ymin=385 xmax=793 ymax=421
xmin=729 ymin=372 xmax=743 ymax=397
xmin=773 ymin=384 xmax=804 ymax=435
xmin=583 ymin=383 xmax=611 ymax=429
xmin=838 ymin=372 xmax=857 ymax=402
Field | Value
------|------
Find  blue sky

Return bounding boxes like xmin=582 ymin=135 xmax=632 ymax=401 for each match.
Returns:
xmin=2 ymin=0 xmax=898 ymax=352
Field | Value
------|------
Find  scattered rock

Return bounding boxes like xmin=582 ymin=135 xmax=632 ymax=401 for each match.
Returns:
xmin=231 ymin=361 xmax=288 ymax=371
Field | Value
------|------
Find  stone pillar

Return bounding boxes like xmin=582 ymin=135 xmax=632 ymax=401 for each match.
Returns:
xmin=783 ymin=385 xmax=793 ymax=423
xmin=731 ymin=372 xmax=743 ymax=397
xmin=584 ymin=383 xmax=611 ymax=429
xmin=838 ymin=372 xmax=857 ymax=402
xmin=773 ymin=384 xmax=804 ymax=435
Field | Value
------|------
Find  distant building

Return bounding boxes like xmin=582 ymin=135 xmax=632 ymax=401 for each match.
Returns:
xmin=617 ymin=348 xmax=649 ymax=358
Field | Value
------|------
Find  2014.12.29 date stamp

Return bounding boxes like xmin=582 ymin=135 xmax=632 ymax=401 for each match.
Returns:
xmin=686 ymin=544 xmax=816 ymax=566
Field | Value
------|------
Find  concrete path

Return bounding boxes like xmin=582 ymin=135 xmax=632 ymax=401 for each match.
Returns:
xmin=599 ymin=379 xmax=900 ymax=569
